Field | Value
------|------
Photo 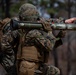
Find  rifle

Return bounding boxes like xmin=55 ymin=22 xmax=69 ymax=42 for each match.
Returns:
xmin=10 ymin=19 xmax=76 ymax=30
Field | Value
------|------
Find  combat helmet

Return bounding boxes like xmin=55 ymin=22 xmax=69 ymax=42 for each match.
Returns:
xmin=19 ymin=3 xmax=40 ymax=21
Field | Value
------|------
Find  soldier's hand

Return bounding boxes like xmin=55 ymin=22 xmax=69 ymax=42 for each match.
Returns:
xmin=65 ymin=18 xmax=76 ymax=23
xmin=39 ymin=18 xmax=52 ymax=31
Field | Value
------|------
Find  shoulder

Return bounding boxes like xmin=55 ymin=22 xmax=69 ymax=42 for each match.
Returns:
xmin=3 ymin=17 xmax=19 ymax=34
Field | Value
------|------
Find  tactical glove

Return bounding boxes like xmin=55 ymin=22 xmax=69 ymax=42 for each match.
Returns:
xmin=40 ymin=18 xmax=52 ymax=32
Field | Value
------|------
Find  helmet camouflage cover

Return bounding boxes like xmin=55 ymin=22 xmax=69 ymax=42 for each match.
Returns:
xmin=19 ymin=3 xmax=40 ymax=21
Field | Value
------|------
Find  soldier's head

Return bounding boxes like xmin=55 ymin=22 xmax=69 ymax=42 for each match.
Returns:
xmin=19 ymin=3 xmax=40 ymax=21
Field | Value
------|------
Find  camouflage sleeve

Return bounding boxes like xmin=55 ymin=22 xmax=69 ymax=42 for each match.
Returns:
xmin=26 ymin=29 xmax=55 ymax=51
xmin=0 ymin=30 xmax=19 ymax=69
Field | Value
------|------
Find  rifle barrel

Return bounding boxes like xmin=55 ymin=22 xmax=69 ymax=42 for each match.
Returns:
xmin=51 ymin=23 xmax=76 ymax=30
xmin=19 ymin=22 xmax=76 ymax=30
xmin=12 ymin=19 xmax=76 ymax=30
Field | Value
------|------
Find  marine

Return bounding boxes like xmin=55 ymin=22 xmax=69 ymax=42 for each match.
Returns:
xmin=0 ymin=3 xmax=66 ymax=75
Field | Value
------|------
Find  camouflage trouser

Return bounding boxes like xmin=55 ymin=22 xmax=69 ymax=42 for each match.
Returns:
xmin=46 ymin=65 xmax=60 ymax=75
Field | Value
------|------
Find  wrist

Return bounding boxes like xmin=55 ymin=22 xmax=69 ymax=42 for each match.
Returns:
xmin=74 ymin=18 xmax=76 ymax=21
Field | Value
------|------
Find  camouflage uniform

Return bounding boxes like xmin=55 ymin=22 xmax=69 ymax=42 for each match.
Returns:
xmin=0 ymin=3 xmax=60 ymax=75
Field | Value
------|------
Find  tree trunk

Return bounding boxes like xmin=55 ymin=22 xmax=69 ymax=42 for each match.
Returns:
xmin=5 ymin=0 xmax=10 ymax=17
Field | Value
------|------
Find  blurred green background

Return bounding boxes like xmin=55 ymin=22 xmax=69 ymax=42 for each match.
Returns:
xmin=0 ymin=0 xmax=76 ymax=19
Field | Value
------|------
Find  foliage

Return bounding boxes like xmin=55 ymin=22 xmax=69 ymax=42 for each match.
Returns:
xmin=10 ymin=1 xmax=26 ymax=17
xmin=0 ymin=0 xmax=76 ymax=18
xmin=47 ymin=8 xmax=56 ymax=14
xmin=40 ymin=0 xmax=49 ymax=7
